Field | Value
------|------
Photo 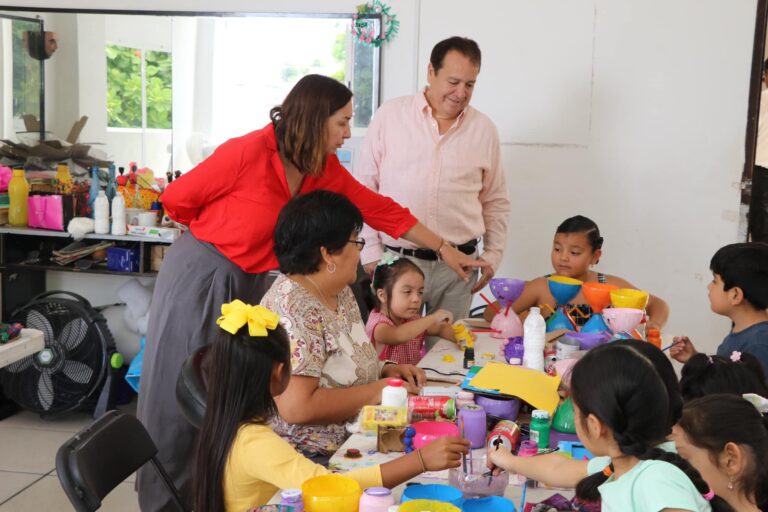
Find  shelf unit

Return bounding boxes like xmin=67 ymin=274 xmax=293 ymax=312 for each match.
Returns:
xmin=0 ymin=226 xmax=174 ymax=320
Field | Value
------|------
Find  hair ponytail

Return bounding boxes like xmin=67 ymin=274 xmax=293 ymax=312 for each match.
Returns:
xmin=570 ymin=343 xmax=728 ymax=509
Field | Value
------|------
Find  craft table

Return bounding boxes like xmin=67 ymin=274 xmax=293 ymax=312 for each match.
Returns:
xmin=328 ymin=431 xmax=572 ymax=506
xmin=418 ymin=327 xmax=507 ymax=385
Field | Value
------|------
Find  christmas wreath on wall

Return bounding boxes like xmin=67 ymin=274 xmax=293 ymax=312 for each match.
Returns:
xmin=352 ymin=1 xmax=399 ymax=47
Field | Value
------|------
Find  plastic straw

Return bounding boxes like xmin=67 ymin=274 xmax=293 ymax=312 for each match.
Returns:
xmin=479 ymin=293 xmax=501 ymax=314
xmin=520 ymin=481 xmax=528 ymax=511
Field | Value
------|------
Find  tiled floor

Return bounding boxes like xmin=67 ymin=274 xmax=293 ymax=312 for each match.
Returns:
xmin=0 ymin=400 xmax=140 ymax=511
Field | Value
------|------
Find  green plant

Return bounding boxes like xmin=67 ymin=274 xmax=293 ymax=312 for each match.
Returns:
xmin=106 ymin=45 xmax=172 ymax=129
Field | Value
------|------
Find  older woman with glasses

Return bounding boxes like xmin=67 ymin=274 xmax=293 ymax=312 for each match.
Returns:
xmin=262 ymin=190 xmax=426 ymax=462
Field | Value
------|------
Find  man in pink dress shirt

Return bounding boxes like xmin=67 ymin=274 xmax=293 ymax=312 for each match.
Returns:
xmin=355 ymin=36 xmax=510 ymax=322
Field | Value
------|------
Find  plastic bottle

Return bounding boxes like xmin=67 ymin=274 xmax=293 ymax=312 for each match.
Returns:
xmin=111 ymin=194 xmax=127 ymax=235
xmin=280 ymin=488 xmax=304 ymax=511
xmin=646 ymin=328 xmax=662 ymax=349
xmin=381 ymin=378 xmax=408 ymax=409
xmin=522 ymin=306 xmax=546 ymax=371
xmin=359 ymin=487 xmax=394 ymax=512
xmin=55 ymin=162 xmax=73 ymax=194
xmin=9 ymin=169 xmax=29 ymax=227
xmin=106 ymin=163 xmax=118 ymax=205
xmin=94 ymin=191 xmax=110 ymax=234
xmin=456 ymin=390 xmax=475 ymax=410
xmin=88 ymin=166 xmax=101 ymax=217
xmin=529 ymin=409 xmax=551 ymax=450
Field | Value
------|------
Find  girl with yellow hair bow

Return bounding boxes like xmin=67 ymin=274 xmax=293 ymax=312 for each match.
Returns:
xmin=194 ymin=300 xmax=470 ymax=512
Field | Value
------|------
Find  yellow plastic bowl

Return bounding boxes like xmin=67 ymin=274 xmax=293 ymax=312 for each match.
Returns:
xmin=610 ymin=288 xmax=649 ymax=310
xmin=400 ymin=500 xmax=462 ymax=512
xmin=302 ymin=474 xmax=362 ymax=512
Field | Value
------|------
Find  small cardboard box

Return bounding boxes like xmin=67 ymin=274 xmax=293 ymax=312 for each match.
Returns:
xmin=151 ymin=245 xmax=170 ymax=272
xmin=127 ymin=225 xmax=180 ymax=241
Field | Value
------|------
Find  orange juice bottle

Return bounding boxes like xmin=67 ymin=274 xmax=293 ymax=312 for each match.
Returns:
xmin=646 ymin=328 xmax=661 ymax=349
xmin=9 ymin=168 xmax=29 ymax=227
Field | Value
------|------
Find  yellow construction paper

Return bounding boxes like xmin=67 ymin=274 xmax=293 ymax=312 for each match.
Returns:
xmin=469 ymin=362 xmax=561 ymax=415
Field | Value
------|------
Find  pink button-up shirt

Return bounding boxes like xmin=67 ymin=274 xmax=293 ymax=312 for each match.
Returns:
xmin=355 ymin=91 xmax=510 ymax=270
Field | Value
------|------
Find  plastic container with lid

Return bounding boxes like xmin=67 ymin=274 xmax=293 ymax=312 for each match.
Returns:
xmin=381 ymin=378 xmax=407 ymax=408
xmin=530 ymin=409 xmax=551 ymax=450
xmin=359 ymin=487 xmax=394 ymax=512
xmin=456 ymin=390 xmax=474 ymax=410
xmin=280 ymin=488 xmax=304 ymax=510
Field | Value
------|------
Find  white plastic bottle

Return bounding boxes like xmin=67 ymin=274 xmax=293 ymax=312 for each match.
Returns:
xmin=381 ymin=378 xmax=408 ymax=409
xmin=111 ymin=194 xmax=127 ymax=235
xmin=522 ymin=306 xmax=546 ymax=371
xmin=94 ymin=191 xmax=110 ymax=234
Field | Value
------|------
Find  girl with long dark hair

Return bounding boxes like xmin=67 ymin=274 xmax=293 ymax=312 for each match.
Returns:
xmin=193 ymin=301 xmax=469 ymax=512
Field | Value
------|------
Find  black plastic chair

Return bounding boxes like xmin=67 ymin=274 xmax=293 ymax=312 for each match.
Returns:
xmin=175 ymin=345 xmax=209 ymax=429
xmin=56 ymin=410 xmax=187 ymax=511
xmin=469 ymin=304 xmax=487 ymax=318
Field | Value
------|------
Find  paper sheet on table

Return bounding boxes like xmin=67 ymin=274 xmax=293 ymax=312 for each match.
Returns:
xmin=468 ymin=362 xmax=561 ymax=415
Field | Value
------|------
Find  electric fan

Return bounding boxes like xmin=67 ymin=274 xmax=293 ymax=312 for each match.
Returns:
xmin=0 ymin=291 xmax=123 ymax=418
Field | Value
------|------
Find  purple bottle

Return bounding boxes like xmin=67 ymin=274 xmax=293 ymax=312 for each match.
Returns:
xmin=458 ymin=404 xmax=487 ymax=449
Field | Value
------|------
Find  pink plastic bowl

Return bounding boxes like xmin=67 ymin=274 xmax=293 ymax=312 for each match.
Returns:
xmin=603 ymin=307 xmax=645 ymax=333
xmin=411 ymin=421 xmax=460 ymax=449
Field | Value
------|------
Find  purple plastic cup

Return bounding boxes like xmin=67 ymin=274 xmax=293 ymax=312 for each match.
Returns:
xmin=562 ymin=331 xmax=610 ymax=351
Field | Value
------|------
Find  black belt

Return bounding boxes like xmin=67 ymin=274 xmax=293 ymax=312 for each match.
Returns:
xmin=385 ymin=239 xmax=478 ymax=261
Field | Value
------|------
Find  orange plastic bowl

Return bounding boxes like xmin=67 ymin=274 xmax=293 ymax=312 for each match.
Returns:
xmin=581 ymin=282 xmax=619 ymax=313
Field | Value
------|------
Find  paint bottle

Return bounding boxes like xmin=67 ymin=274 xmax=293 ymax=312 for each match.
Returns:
xmin=458 ymin=404 xmax=487 ymax=449
xmin=381 ymin=378 xmax=408 ymax=409
xmin=646 ymin=328 xmax=661 ymax=349
xmin=529 ymin=409 xmax=551 ymax=451
xmin=280 ymin=489 xmax=304 ymax=511
xmin=456 ymin=390 xmax=475 ymax=410
xmin=359 ymin=487 xmax=394 ymax=512
xmin=8 ymin=168 xmax=29 ymax=227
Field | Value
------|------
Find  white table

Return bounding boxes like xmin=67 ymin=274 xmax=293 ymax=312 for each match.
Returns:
xmin=329 ymin=431 xmax=572 ymax=507
xmin=0 ymin=328 xmax=44 ymax=368
xmin=418 ymin=328 xmax=507 ymax=385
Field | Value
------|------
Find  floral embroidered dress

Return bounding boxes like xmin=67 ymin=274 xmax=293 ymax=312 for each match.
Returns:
xmin=261 ymin=274 xmax=386 ymax=456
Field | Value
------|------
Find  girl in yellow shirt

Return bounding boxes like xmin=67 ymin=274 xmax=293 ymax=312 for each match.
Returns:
xmin=193 ymin=301 xmax=470 ymax=512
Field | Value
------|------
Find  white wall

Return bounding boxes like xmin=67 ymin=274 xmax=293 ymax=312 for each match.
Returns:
xmin=4 ymin=0 xmax=758 ymax=356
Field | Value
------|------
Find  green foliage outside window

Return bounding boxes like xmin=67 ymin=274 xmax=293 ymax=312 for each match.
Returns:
xmin=106 ymin=44 xmax=172 ymax=129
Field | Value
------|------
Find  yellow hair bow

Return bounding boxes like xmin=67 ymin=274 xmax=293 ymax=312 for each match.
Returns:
xmin=216 ymin=300 xmax=279 ymax=337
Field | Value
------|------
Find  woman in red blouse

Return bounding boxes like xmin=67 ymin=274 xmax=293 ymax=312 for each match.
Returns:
xmin=136 ymin=74 xmax=487 ymax=510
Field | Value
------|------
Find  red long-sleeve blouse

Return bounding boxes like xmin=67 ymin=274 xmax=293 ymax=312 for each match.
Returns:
xmin=161 ymin=123 xmax=417 ymax=274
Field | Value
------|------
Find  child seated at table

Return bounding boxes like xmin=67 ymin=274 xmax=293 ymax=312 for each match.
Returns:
xmin=679 ymin=351 xmax=768 ymax=402
xmin=193 ymin=300 xmax=470 ymax=512
xmin=365 ymin=256 xmax=457 ymax=365
xmin=488 ymin=341 xmax=725 ymax=511
xmin=484 ymin=215 xmax=669 ymax=331
xmin=670 ymin=242 xmax=768 ymax=371
xmin=673 ymin=394 xmax=768 ymax=512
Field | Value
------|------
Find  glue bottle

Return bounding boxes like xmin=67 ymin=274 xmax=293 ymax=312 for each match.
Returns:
xmin=381 ymin=378 xmax=408 ymax=409
xmin=523 ymin=307 xmax=546 ymax=371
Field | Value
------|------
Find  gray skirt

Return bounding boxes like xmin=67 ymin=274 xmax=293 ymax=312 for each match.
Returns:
xmin=136 ymin=232 xmax=276 ymax=511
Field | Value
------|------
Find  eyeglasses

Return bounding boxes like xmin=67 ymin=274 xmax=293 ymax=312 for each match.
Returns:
xmin=349 ymin=238 xmax=366 ymax=250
